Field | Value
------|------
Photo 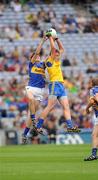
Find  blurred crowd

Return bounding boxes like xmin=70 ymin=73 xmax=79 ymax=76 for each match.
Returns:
xmin=0 ymin=45 xmax=98 ymax=73
xmin=0 ymin=0 xmax=98 ymax=42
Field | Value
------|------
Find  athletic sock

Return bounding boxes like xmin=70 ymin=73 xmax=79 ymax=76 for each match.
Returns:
xmin=31 ymin=114 xmax=35 ymax=125
xmin=23 ymin=127 xmax=30 ymax=136
xmin=92 ymin=148 xmax=97 ymax=157
xmin=36 ymin=118 xmax=44 ymax=129
xmin=65 ymin=119 xmax=73 ymax=128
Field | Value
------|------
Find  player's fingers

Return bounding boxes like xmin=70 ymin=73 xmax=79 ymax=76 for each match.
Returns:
xmin=45 ymin=32 xmax=51 ymax=37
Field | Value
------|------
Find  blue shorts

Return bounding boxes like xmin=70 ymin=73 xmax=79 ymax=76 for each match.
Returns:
xmin=49 ymin=82 xmax=67 ymax=99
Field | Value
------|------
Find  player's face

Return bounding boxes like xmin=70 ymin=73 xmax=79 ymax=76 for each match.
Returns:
xmin=35 ymin=55 xmax=40 ymax=62
xmin=31 ymin=54 xmax=40 ymax=62
xmin=55 ymin=50 xmax=60 ymax=55
xmin=54 ymin=50 xmax=60 ymax=59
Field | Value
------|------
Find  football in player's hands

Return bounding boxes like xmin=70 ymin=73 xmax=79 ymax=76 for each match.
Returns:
xmin=45 ymin=28 xmax=57 ymax=39
xmin=45 ymin=31 xmax=52 ymax=37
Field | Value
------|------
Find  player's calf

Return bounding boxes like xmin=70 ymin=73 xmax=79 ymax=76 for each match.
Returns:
xmin=22 ymin=134 xmax=28 ymax=144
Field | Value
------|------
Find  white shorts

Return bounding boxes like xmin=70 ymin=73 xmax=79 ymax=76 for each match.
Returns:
xmin=25 ymin=86 xmax=45 ymax=101
xmin=93 ymin=114 xmax=98 ymax=126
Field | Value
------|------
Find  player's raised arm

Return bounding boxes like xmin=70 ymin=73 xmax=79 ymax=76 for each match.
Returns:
xmin=55 ymin=38 xmax=64 ymax=54
xmin=46 ymin=29 xmax=64 ymax=57
xmin=30 ymin=36 xmax=47 ymax=63
xmin=48 ymin=36 xmax=56 ymax=55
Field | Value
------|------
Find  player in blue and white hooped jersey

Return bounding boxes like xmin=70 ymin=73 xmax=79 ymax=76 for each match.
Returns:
xmin=84 ymin=78 xmax=98 ymax=161
xmin=22 ymin=36 xmax=47 ymax=144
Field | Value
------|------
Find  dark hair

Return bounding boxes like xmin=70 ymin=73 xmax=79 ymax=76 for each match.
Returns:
xmin=92 ymin=78 xmax=98 ymax=86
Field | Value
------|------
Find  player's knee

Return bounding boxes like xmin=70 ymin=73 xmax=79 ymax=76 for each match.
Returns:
xmin=63 ymin=104 xmax=70 ymax=111
xmin=26 ymin=93 xmax=34 ymax=101
xmin=47 ymin=104 xmax=53 ymax=111
xmin=47 ymin=106 xmax=52 ymax=111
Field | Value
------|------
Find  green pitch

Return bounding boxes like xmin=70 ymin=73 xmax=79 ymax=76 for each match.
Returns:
xmin=0 ymin=144 xmax=98 ymax=180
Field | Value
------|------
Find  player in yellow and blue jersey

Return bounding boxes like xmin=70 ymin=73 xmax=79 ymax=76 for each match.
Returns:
xmin=84 ymin=78 xmax=98 ymax=161
xmin=36 ymin=32 xmax=80 ymax=133
xmin=22 ymin=36 xmax=47 ymax=144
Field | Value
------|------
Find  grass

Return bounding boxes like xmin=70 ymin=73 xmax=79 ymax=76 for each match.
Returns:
xmin=0 ymin=144 xmax=98 ymax=180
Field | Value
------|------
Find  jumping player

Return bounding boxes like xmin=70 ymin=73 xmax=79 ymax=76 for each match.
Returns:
xmin=84 ymin=78 xmax=98 ymax=161
xmin=22 ymin=36 xmax=47 ymax=144
xmin=36 ymin=33 xmax=80 ymax=133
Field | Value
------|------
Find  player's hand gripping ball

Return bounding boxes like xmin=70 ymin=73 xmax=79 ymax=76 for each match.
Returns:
xmin=45 ymin=28 xmax=57 ymax=39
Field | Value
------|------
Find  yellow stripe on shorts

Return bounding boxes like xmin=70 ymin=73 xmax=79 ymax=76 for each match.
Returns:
xmin=51 ymin=82 xmax=55 ymax=95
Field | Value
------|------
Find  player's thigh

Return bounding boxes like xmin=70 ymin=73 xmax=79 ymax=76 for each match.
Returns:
xmin=25 ymin=86 xmax=35 ymax=101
